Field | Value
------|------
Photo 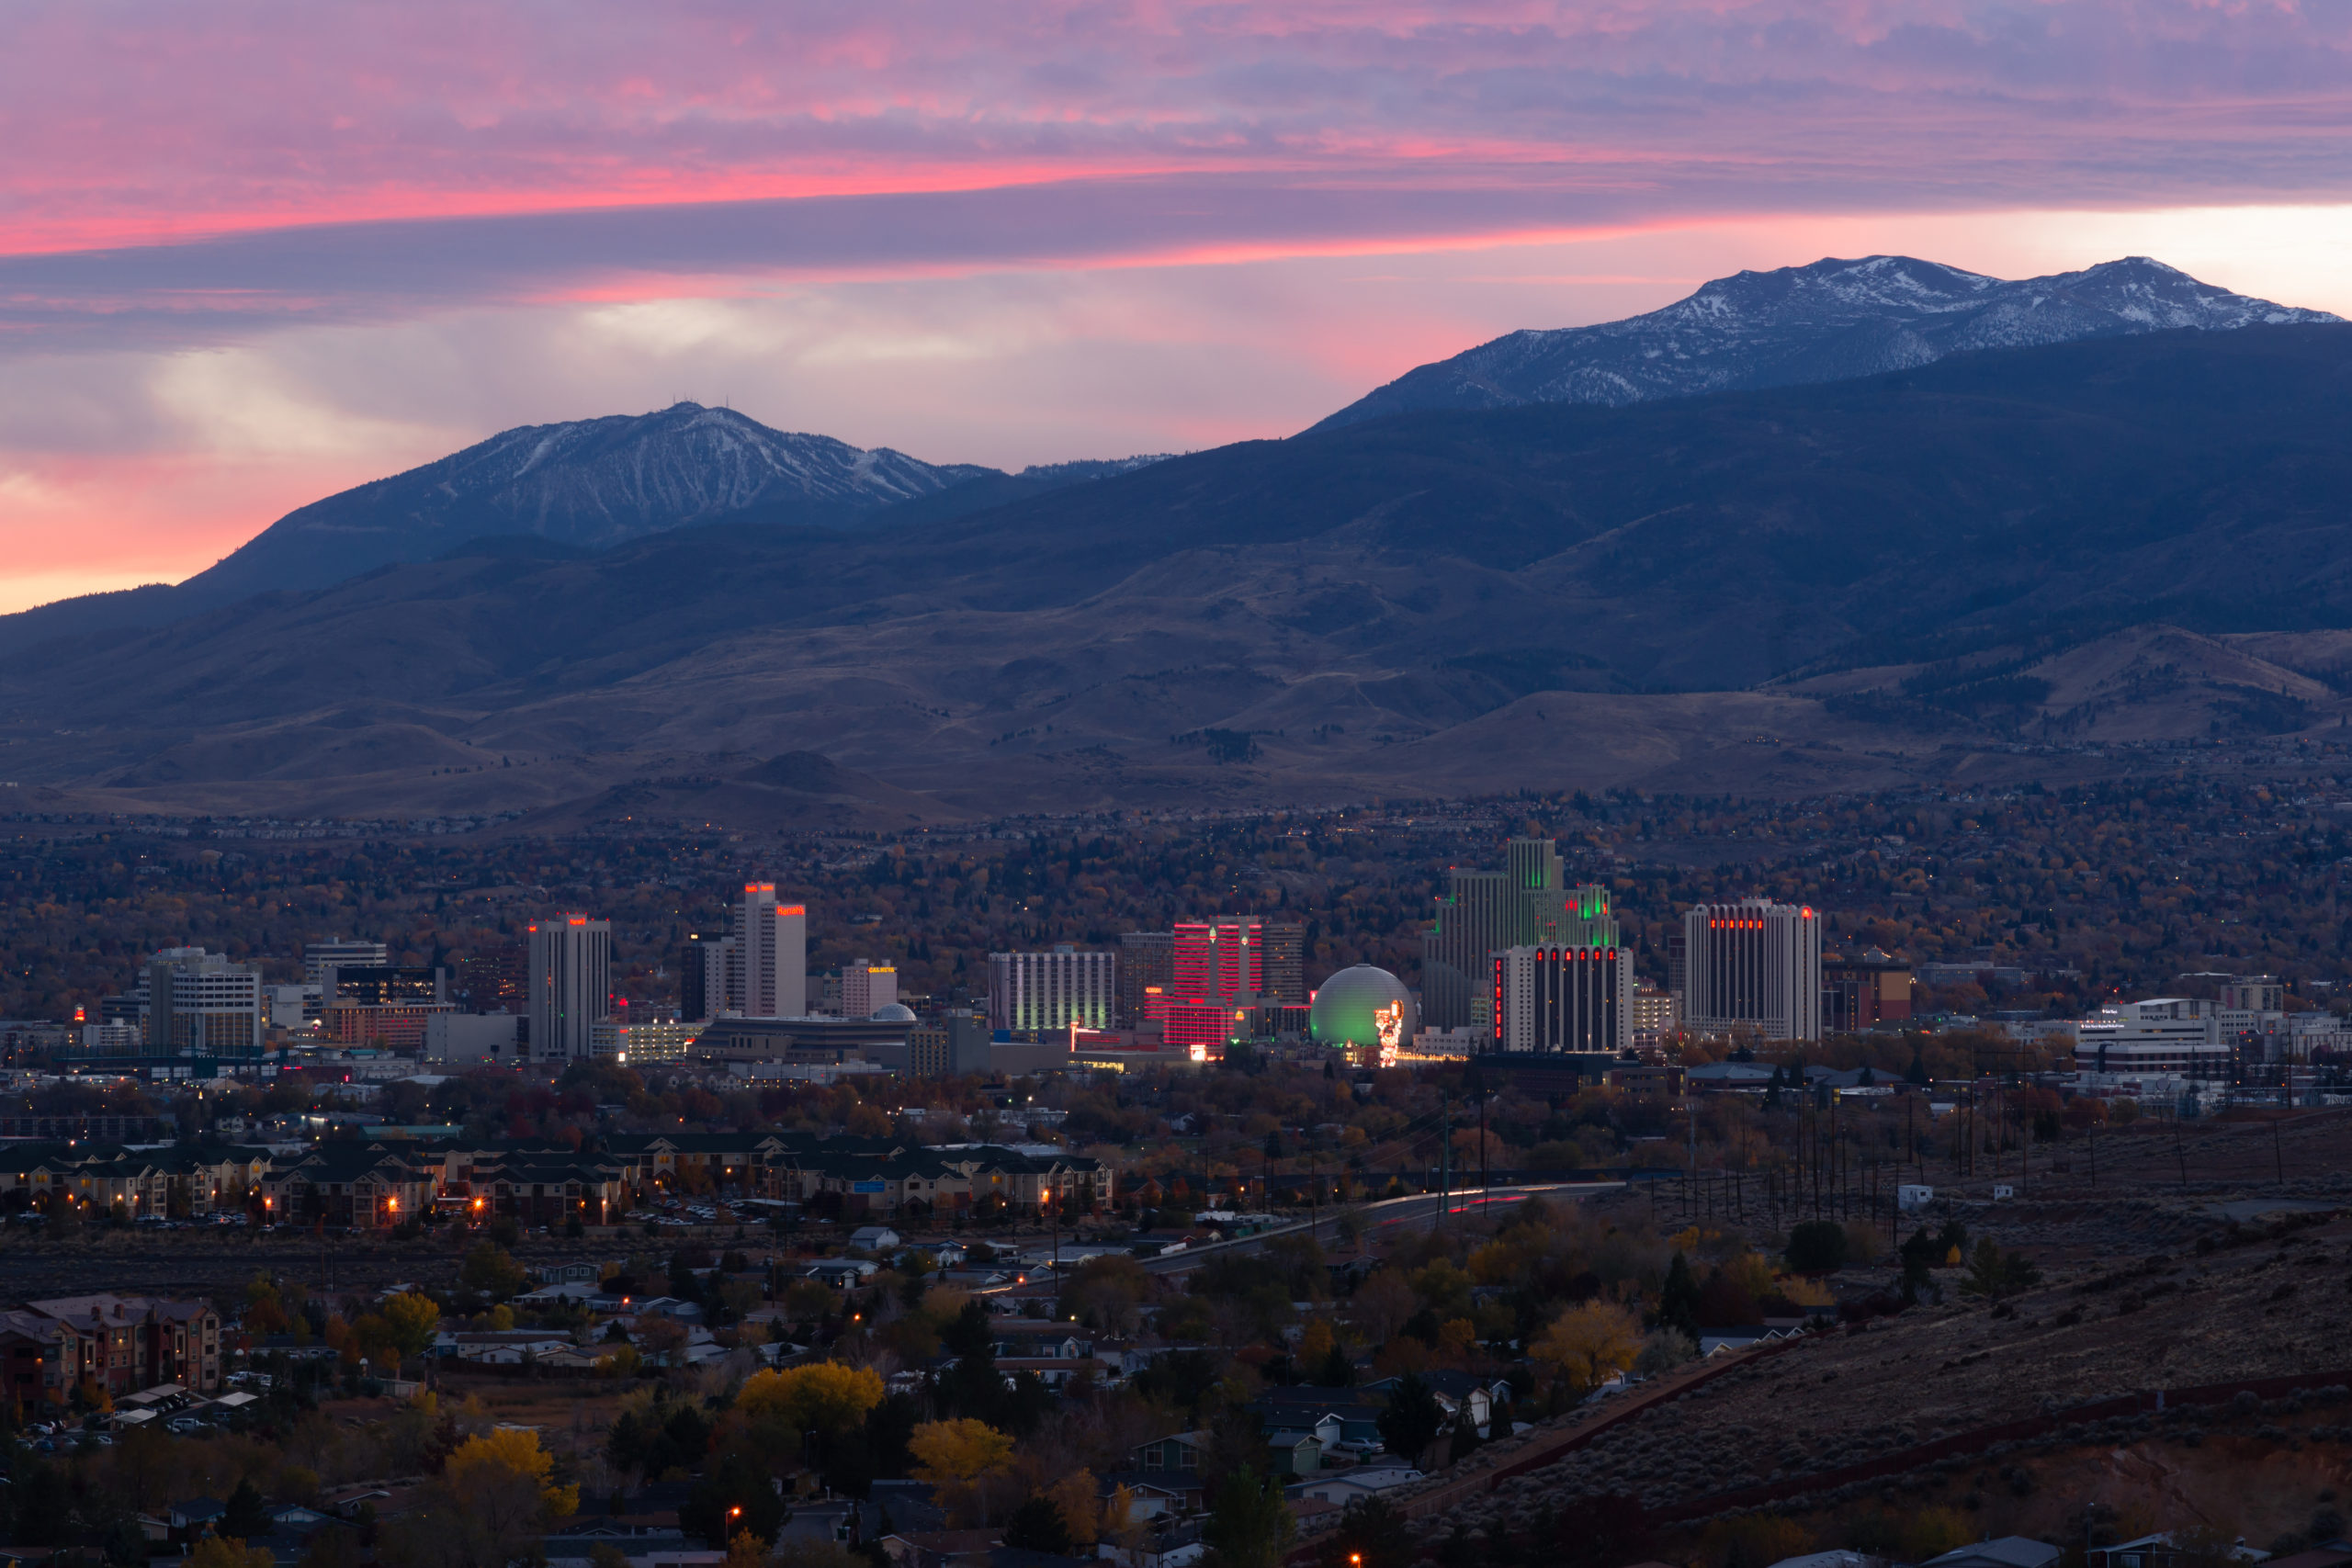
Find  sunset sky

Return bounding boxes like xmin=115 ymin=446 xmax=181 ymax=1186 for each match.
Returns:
xmin=8 ymin=0 xmax=2352 ymax=612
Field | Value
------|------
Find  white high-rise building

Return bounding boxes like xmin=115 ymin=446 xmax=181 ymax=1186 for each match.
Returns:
xmin=989 ymin=945 xmax=1117 ymax=1033
xmin=303 ymin=938 xmax=389 ymax=989
xmin=2073 ymin=998 xmax=2238 ymax=1079
xmin=528 ymin=915 xmax=612 ymax=1062
xmin=134 ymin=948 xmax=265 ymax=1056
xmin=707 ymin=936 xmax=737 ymax=1021
xmin=1681 ymin=899 xmax=1822 ymax=1042
xmin=735 ymin=884 xmax=807 ymax=1018
xmin=1492 ymin=943 xmax=1633 ymax=1055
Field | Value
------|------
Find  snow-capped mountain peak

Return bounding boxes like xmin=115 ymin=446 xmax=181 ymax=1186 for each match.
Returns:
xmin=181 ymin=402 xmax=996 ymax=604
xmin=1310 ymin=255 xmax=2342 ymax=431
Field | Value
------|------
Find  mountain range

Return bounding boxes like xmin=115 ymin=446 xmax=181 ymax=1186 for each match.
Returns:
xmin=6 ymin=254 xmax=2352 ymax=827
xmin=0 ymin=403 xmax=1170 ymax=657
xmin=1311 ymin=255 xmax=2341 ymax=430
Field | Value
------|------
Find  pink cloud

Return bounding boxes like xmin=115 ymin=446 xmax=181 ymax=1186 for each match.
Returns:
xmin=6 ymin=1 xmax=2352 ymax=258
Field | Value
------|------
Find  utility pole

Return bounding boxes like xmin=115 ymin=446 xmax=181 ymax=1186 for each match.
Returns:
xmin=1436 ymin=1090 xmax=1451 ymax=1235
xmin=1478 ymin=1084 xmax=1489 ymax=1204
xmin=1687 ymin=1089 xmax=1698 ymax=1179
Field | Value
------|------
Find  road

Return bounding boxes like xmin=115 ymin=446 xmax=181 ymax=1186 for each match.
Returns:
xmin=1134 ymin=1179 xmax=1624 ymax=1275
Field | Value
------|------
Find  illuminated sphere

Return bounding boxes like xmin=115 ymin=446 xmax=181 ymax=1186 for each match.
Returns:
xmin=870 ymin=1003 xmax=918 ymax=1022
xmin=1309 ymin=965 xmax=1417 ymax=1050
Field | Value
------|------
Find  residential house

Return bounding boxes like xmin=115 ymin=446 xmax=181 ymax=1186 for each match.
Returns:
xmin=874 ymin=1530 xmax=1001 ymax=1568
xmin=1093 ymin=1474 xmax=1201 ymax=1521
xmin=2088 ymin=1538 xmax=2267 ymax=1568
xmin=995 ymin=1357 xmax=1093 ymax=1391
xmin=1251 ymin=1391 xmax=1385 ymax=1450
xmin=515 ymin=1281 xmax=606 ymax=1308
xmin=989 ymin=1324 xmax=1092 ymax=1360
xmin=808 ymin=1261 xmax=882 ymax=1291
xmin=169 ymin=1497 xmax=227 ymax=1539
xmin=1264 ymin=1434 xmax=1321 ymax=1476
xmin=439 ymin=1330 xmax=577 ymax=1364
xmin=1366 ymin=1371 xmax=1510 ymax=1433
xmin=1130 ymin=1431 xmax=1210 ymax=1473
xmin=623 ymin=1297 xmax=706 ymax=1323
xmin=1285 ymin=1468 xmax=1422 ymax=1508
xmin=1701 ymin=1325 xmax=1799 ymax=1356
xmin=543 ymin=1527 xmax=701 ymax=1568
xmin=1926 ymin=1541 xmax=2065 ymax=1568
xmin=858 ymin=1479 xmax=951 ymax=1540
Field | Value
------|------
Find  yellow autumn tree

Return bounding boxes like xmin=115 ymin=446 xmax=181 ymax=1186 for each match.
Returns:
xmin=188 ymin=1538 xmax=274 ymax=1568
xmin=380 ymin=1292 xmax=443 ymax=1361
xmin=1042 ymin=1469 xmax=1103 ymax=1545
xmin=735 ymin=1362 xmax=885 ymax=1438
xmin=1102 ymin=1484 xmax=1146 ymax=1552
xmin=909 ymin=1419 xmax=1015 ymax=1525
xmin=383 ymin=1427 xmax=579 ymax=1568
xmin=447 ymin=1427 xmax=581 ymax=1526
xmin=1530 ymin=1301 xmax=1642 ymax=1396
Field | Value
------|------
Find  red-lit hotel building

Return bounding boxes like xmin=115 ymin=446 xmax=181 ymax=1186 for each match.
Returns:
xmin=1164 ymin=919 xmax=1264 ymax=1056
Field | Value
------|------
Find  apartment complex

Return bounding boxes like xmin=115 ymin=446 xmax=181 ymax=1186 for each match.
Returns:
xmin=0 ymin=1294 xmax=223 ymax=1401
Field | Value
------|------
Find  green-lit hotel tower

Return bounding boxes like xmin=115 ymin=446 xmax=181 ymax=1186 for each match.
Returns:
xmin=1419 ymin=838 xmax=1622 ymax=1031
